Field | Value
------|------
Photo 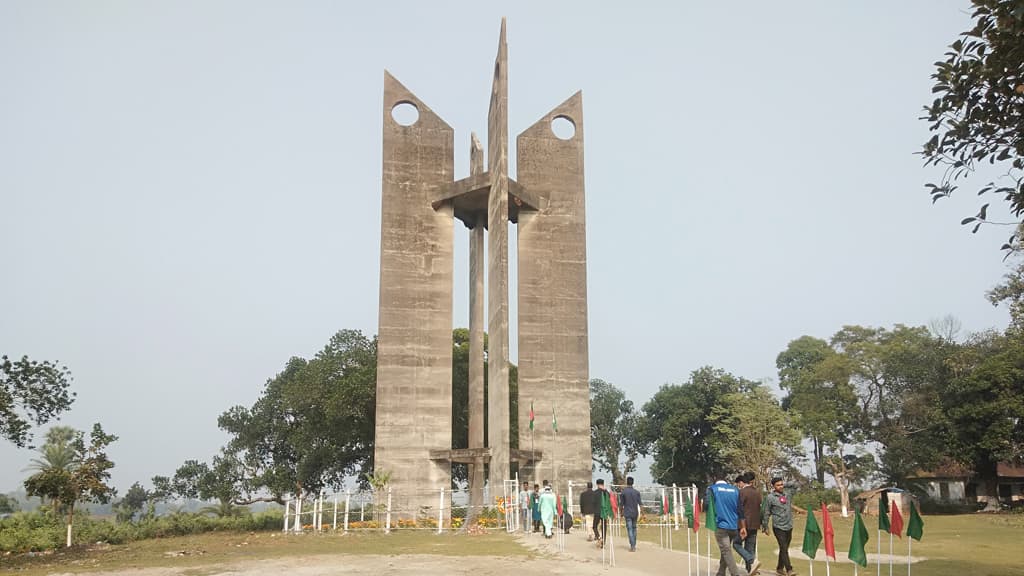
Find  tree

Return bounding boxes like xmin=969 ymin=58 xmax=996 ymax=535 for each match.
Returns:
xmin=776 ymin=336 xmax=859 ymax=485
xmin=0 ymin=355 xmax=75 ymax=448
xmin=641 ymin=367 xmax=752 ymax=486
xmin=589 ymin=379 xmax=646 ymax=486
xmin=707 ymin=384 xmax=804 ymax=490
xmin=114 ymin=482 xmax=149 ymax=523
xmin=989 ymin=257 xmax=1024 ymax=330
xmin=922 ymin=0 xmax=1024 ymax=242
xmin=24 ymin=423 xmax=118 ymax=547
xmin=0 ymin=494 xmax=19 ymax=514
xmin=218 ymin=330 xmax=377 ymax=503
xmin=942 ymin=331 xmax=1024 ymax=510
xmin=152 ymin=454 xmax=249 ymax=515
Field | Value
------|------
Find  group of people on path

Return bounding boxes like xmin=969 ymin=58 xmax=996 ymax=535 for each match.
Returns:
xmin=518 ymin=480 xmax=572 ymax=539
xmin=707 ymin=472 xmax=797 ymax=576
xmin=519 ymin=472 xmax=797 ymax=576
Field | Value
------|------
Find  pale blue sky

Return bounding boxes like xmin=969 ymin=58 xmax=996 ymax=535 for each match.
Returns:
xmin=0 ymin=1 xmax=1011 ymax=493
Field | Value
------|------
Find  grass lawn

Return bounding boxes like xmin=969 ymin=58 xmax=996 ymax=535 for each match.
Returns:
xmin=637 ymin=513 xmax=1024 ymax=576
xmin=0 ymin=530 xmax=531 ymax=575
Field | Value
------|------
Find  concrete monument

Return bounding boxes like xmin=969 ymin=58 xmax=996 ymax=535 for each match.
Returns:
xmin=374 ymin=19 xmax=591 ymax=515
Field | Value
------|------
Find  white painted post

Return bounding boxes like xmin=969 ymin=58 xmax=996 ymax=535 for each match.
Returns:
xmin=360 ymin=499 xmax=365 ymax=522
xmin=568 ymin=481 xmax=575 ymax=519
xmin=333 ymin=496 xmax=338 ymax=531
xmin=294 ymin=498 xmax=302 ymax=533
xmin=385 ymin=487 xmax=392 ymax=533
xmin=438 ymin=488 xmax=444 ymax=534
xmin=283 ymin=499 xmax=290 ymax=532
xmin=673 ymin=484 xmax=680 ymax=530
xmin=344 ymin=490 xmax=351 ymax=532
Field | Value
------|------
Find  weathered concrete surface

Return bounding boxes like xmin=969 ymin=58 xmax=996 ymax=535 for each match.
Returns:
xmin=516 ymin=91 xmax=591 ymax=491
xmin=486 ymin=19 xmax=511 ymax=493
xmin=374 ymin=71 xmax=454 ymax=511
xmin=467 ymin=133 xmax=486 ymax=516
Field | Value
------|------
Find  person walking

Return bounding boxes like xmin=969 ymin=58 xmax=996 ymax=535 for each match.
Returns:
xmin=619 ymin=476 xmax=644 ymax=552
xmin=593 ymin=479 xmax=612 ymax=547
xmin=707 ymin=476 xmax=760 ymax=576
xmin=519 ymin=481 xmax=532 ymax=534
xmin=531 ymin=483 xmax=542 ymax=533
xmin=735 ymin=472 xmax=763 ymax=573
xmin=761 ymin=477 xmax=796 ymax=576
xmin=539 ymin=482 xmax=557 ymax=538
xmin=579 ymin=481 xmax=597 ymax=541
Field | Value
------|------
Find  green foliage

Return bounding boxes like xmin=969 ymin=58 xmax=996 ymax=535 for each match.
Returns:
xmin=0 ymin=355 xmax=75 ymax=448
xmin=114 ymin=482 xmax=149 ymax=523
xmin=922 ymin=0 xmax=1024 ymax=241
xmin=589 ymin=379 xmax=646 ymax=485
xmin=641 ymin=367 xmax=754 ymax=486
xmin=707 ymin=384 xmax=804 ymax=484
xmin=0 ymin=494 xmax=19 ymax=514
xmin=942 ymin=331 xmax=1024 ymax=506
xmin=218 ymin=329 xmax=377 ymax=501
xmin=23 ymin=423 xmax=118 ymax=546
xmin=0 ymin=509 xmax=285 ymax=553
xmin=790 ymin=482 xmax=841 ymax=512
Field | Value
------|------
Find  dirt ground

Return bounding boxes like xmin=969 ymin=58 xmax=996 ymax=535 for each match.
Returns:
xmin=46 ymin=526 xmax=923 ymax=576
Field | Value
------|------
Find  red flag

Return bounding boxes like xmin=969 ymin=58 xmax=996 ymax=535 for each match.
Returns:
xmin=821 ymin=502 xmax=836 ymax=560
xmin=610 ymin=491 xmax=619 ymax=517
xmin=663 ymin=494 xmax=670 ymax=515
xmin=557 ymin=494 xmax=564 ymax=517
xmin=890 ymin=501 xmax=904 ymax=538
xmin=693 ymin=491 xmax=701 ymax=532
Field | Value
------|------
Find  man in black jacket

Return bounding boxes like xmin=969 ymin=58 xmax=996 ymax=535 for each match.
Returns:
xmin=579 ymin=481 xmax=597 ymax=541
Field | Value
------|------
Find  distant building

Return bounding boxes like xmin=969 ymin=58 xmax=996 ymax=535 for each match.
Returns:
xmin=906 ymin=460 xmax=1024 ymax=506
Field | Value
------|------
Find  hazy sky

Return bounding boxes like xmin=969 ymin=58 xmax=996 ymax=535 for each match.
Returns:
xmin=1 ymin=1 xmax=1012 ymax=494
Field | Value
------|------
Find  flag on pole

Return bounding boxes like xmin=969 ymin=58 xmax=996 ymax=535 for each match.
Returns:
xmin=663 ymin=493 xmax=674 ymax=515
xmin=693 ymin=490 xmax=701 ymax=532
xmin=848 ymin=508 xmax=870 ymax=567
xmin=878 ymin=491 xmax=891 ymax=532
xmin=557 ymin=494 xmax=564 ymax=517
xmin=890 ymin=501 xmax=904 ymax=538
xmin=600 ymin=490 xmax=614 ymax=520
xmin=705 ymin=493 xmax=717 ymax=532
xmin=684 ymin=490 xmax=695 ymax=529
xmin=529 ymin=402 xmax=535 ymax=431
xmin=610 ymin=491 xmax=619 ymax=517
xmin=802 ymin=507 xmax=822 ymax=559
xmin=821 ymin=502 xmax=836 ymax=560
xmin=907 ymin=502 xmax=924 ymax=541
xmin=552 ymin=407 xmax=557 ymax=431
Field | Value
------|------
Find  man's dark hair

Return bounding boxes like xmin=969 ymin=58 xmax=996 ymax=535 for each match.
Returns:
xmin=770 ymin=477 xmax=783 ymax=486
xmin=626 ymin=476 xmax=634 ymax=486
xmin=543 ymin=479 xmax=550 ymax=487
xmin=586 ymin=481 xmax=593 ymax=489
xmin=734 ymin=475 xmax=745 ymax=484
xmin=743 ymin=471 xmax=756 ymax=483
xmin=596 ymin=479 xmax=605 ymax=486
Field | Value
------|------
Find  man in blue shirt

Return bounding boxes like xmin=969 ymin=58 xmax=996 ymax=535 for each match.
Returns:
xmin=619 ymin=476 xmax=644 ymax=552
xmin=706 ymin=477 xmax=761 ymax=576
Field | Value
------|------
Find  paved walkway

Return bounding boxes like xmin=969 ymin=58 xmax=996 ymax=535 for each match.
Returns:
xmin=517 ymin=523 xmax=727 ymax=576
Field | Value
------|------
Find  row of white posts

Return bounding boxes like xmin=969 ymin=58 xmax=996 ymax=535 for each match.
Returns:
xmin=280 ymin=481 xmax=697 ymax=538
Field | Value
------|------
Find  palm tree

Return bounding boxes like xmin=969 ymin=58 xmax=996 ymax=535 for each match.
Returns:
xmin=23 ymin=425 xmax=79 ymax=511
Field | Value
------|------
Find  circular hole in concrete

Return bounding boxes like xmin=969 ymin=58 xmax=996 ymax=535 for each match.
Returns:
xmin=551 ymin=115 xmax=575 ymax=140
xmin=391 ymin=102 xmax=419 ymax=126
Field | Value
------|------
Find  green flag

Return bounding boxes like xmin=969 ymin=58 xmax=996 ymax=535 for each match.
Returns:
xmin=705 ymin=492 xmax=717 ymax=532
xmin=907 ymin=502 xmax=924 ymax=541
xmin=600 ymin=490 xmax=614 ymax=520
xmin=802 ymin=508 xmax=822 ymax=559
xmin=878 ymin=491 xmax=891 ymax=532
xmin=684 ymin=492 xmax=694 ymax=529
xmin=552 ymin=407 xmax=557 ymax=431
xmin=529 ymin=402 xmax=534 ymax=431
xmin=848 ymin=508 xmax=870 ymax=567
